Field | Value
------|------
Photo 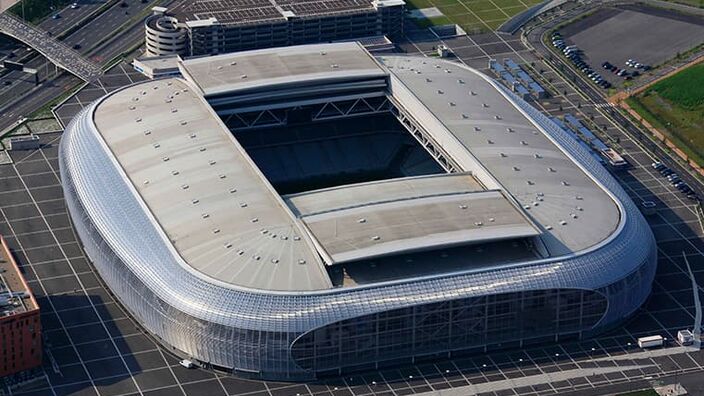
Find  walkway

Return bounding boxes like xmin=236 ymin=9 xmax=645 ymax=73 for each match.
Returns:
xmin=0 ymin=13 xmax=103 ymax=82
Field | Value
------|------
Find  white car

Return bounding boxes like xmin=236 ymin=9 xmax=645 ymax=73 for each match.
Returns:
xmin=179 ymin=359 xmax=195 ymax=369
xmin=70 ymin=2 xmax=79 ymax=9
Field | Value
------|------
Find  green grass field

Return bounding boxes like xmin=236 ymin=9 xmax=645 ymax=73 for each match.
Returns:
xmin=627 ymin=63 xmax=704 ymax=166
xmin=407 ymin=0 xmax=544 ymax=33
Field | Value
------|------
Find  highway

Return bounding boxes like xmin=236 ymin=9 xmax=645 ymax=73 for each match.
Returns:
xmin=524 ymin=3 xmax=704 ymax=196
xmin=0 ymin=0 xmax=107 ymax=71
xmin=0 ymin=1 xmax=113 ymax=106
xmin=0 ymin=13 xmax=104 ymax=82
xmin=0 ymin=0 xmax=160 ymax=129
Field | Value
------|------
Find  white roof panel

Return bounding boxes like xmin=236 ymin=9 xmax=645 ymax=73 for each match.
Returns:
xmin=179 ymin=42 xmax=387 ymax=97
xmin=285 ymin=175 xmax=541 ymax=264
xmin=380 ymin=56 xmax=621 ymax=255
xmin=92 ymin=79 xmax=331 ymax=291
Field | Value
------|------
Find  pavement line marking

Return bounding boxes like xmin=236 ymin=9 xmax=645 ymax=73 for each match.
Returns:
xmin=414 ymin=364 xmax=655 ymax=396
xmin=11 ymin=159 xmax=145 ymax=396
xmin=0 ymin=207 xmax=90 ymax=396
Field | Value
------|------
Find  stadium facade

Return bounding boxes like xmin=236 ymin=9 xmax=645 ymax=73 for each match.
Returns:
xmin=60 ymin=43 xmax=657 ymax=381
xmin=144 ymin=0 xmax=404 ymax=57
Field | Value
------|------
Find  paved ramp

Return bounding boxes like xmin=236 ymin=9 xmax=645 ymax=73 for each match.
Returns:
xmin=498 ymin=0 xmax=569 ymax=34
xmin=0 ymin=12 xmax=103 ymax=82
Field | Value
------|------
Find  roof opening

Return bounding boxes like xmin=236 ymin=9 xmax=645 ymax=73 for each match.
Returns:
xmin=230 ymin=113 xmax=446 ymax=195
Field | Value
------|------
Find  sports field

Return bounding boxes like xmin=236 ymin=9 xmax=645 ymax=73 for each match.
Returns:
xmin=627 ymin=63 xmax=704 ymax=166
xmin=407 ymin=0 xmax=544 ymax=33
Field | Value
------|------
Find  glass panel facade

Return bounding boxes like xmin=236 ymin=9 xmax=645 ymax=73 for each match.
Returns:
xmin=291 ymin=289 xmax=607 ymax=372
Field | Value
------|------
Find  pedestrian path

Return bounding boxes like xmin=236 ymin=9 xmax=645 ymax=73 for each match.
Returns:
xmin=0 ymin=13 xmax=103 ymax=82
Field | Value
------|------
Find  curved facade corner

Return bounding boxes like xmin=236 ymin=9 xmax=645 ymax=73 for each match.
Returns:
xmin=60 ymin=73 xmax=656 ymax=381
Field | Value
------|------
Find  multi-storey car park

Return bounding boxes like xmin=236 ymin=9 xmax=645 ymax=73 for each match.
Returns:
xmin=144 ymin=0 xmax=404 ymax=57
xmin=60 ymin=42 xmax=657 ymax=381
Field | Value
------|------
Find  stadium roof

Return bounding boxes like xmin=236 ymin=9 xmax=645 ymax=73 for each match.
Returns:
xmin=179 ymin=42 xmax=386 ymax=97
xmin=285 ymin=174 xmax=541 ymax=264
xmin=89 ymin=43 xmax=621 ymax=292
xmin=170 ymin=0 xmax=379 ymax=27
xmin=93 ymin=79 xmax=331 ymax=291
xmin=379 ymin=56 xmax=620 ymax=255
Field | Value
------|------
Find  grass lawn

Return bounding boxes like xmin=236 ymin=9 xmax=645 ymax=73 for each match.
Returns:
xmin=627 ymin=63 xmax=704 ymax=166
xmin=406 ymin=0 xmax=544 ymax=33
xmin=414 ymin=15 xmax=454 ymax=28
xmin=30 ymin=81 xmax=84 ymax=119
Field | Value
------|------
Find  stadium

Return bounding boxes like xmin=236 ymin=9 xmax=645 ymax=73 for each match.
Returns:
xmin=59 ymin=42 xmax=657 ymax=381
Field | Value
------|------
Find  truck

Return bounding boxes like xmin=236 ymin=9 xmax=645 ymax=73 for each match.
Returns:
xmin=637 ymin=335 xmax=664 ymax=348
xmin=601 ymin=148 xmax=628 ymax=169
xmin=179 ymin=359 xmax=195 ymax=369
xmin=677 ymin=330 xmax=694 ymax=346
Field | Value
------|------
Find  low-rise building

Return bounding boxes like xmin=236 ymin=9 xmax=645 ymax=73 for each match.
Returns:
xmin=144 ymin=0 xmax=404 ymax=57
xmin=0 ymin=235 xmax=41 ymax=377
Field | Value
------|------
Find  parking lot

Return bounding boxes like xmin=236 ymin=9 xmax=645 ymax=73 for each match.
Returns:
xmin=2 ymin=34 xmax=704 ymax=395
xmin=558 ymin=4 xmax=704 ymax=86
